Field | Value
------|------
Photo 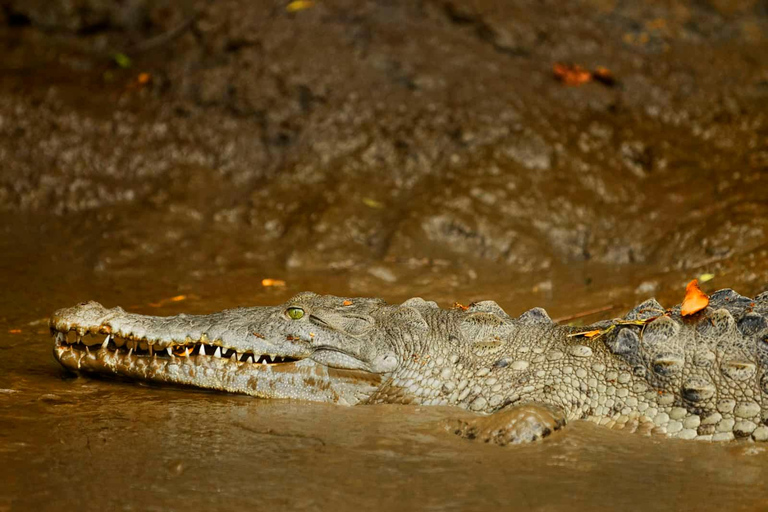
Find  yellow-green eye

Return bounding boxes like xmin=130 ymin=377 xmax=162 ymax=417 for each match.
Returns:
xmin=286 ymin=307 xmax=305 ymax=320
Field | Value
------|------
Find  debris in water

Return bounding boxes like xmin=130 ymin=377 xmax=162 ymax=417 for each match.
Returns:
xmin=286 ymin=1 xmax=314 ymax=13
xmin=112 ymin=53 xmax=132 ymax=69
xmin=553 ymin=63 xmax=592 ymax=86
xmin=698 ymin=273 xmax=715 ymax=283
xmin=553 ymin=63 xmax=618 ymax=87
xmin=452 ymin=302 xmax=469 ymax=311
xmin=362 ymin=198 xmax=385 ymax=209
xmin=262 ymin=278 xmax=286 ymax=287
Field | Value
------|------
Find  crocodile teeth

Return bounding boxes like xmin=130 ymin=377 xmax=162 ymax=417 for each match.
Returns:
xmin=213 ymin=347 xmax=221 ymax=358
xmin=102 ymin=335 xmax=110 ymax=349
xmin=199 ymin=345 xmax=206 ymax=356
xmin=231 ymin=351 xmax=237 ymax=360
xmin=166 ymin=347 xmax=173 ymax=356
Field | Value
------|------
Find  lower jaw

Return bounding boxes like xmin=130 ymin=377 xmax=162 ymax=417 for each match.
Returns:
xmin=53 ymin=344 xmax=351 ymax=403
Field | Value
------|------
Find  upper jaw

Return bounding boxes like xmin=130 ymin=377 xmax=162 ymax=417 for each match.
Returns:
xmin=50 ymin=301 xmax=312 ymax=366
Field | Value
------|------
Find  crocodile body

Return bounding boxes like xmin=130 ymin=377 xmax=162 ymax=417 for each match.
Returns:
xmin=51 ymin=288 xmax=768 ymax=443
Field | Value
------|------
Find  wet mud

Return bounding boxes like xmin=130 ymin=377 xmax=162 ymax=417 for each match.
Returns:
xmin=2 ymin=0 xmax=768 ymax=510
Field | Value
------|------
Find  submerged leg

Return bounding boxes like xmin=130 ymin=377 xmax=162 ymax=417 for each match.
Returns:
xmin=450 ymin=402 xmax=566 ymax=445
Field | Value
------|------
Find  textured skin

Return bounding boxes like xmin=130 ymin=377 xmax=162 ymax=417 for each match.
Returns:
xmin=50 ymin=289 xmax=768 ymax=442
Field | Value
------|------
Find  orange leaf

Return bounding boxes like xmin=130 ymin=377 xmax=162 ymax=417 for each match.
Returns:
xmin=452 ymin=302 xmax=469 ymax=311
xmin=261 ymin=278 xmax=286 ymax=287
xmin=553 ymin=63 xmax=592 ymax=86
xmin=8 ymin=329 xmax=21 ymax=334
xmin=342 ymin=300 xmax=353 ymax=306
xmin=681 ymin=279 xmax=709 ymax=316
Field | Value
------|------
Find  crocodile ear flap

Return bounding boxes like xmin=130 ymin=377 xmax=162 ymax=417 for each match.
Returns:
xmin=310 ymin=310 xmax=375 ymax=336
xmin=460 ymin=312 xmax=512 ymax=343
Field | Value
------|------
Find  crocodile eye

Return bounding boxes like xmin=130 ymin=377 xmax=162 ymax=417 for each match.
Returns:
xmin=286 ymin=307 xmax=305 ymax=320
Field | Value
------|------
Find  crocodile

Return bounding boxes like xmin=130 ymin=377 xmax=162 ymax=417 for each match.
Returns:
xmin=50 ymin=288 xmax=768 ymax=444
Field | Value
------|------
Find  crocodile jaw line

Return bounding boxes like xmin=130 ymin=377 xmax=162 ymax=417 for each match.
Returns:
xmin=51 ymin=327 xmax=382 ymax=405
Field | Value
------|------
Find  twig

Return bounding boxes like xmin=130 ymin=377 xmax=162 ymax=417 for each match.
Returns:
xmin=553 ymin=304 xmax=616 ymax=323
xmin=128 ymin=13 xmax=200 ymax=54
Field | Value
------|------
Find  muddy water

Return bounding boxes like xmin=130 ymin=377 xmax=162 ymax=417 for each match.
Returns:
xmin=2 ymin=212 xmax=768 ymax=512
xmin=3 ymin=0 xmax=768 ymax=508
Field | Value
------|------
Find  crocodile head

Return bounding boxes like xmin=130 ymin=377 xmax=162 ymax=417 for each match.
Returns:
xmin=50 ymin=292 xmax=411 ymax=405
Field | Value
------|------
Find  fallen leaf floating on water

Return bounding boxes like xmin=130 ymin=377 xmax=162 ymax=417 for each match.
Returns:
xmin=149 ymin=295 xmax=190 ymax=307
xmin=553 ymin=63 xmax=618 ymax=87
xmin=262 ymin=278 xmax=286 ymax=287
xmin=362 ymin=197 xmax=385 ymax=209
xmin=286 ymin=0 xmax=313 ymax=12
xmin=8 ymin=329 xmax=21 ymax=334
xmin=680 ymin=279 xmax=709 ymax=316
xmin=698 ymin=273 xmax=715 ymax=283
xmin=452 ymin=302 xmax=469 ymax=311
xmin=553 ymin=63 xmax=592 ymax=86
xmin=342 ymin=300 xmax=353 ymax=306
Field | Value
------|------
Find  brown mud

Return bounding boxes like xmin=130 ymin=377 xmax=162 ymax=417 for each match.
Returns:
xmin=1 ymin=0 xmax=768 ymax=510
